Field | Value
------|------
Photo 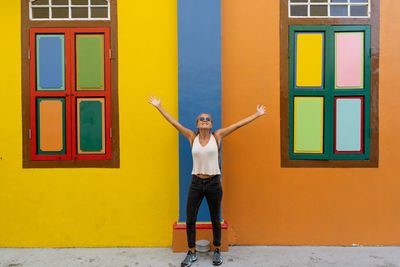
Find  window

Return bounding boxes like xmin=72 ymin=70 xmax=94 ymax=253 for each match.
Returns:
xmin=280 ymin=0 xmax=379 ymax=167
xmin=289 ymin=25 xmax=370 ymax=160
xmin=22 ymin=0 xmax=119 ymax=168
xmin=30 ymin=28 xmax=111 ymax=161
xmin=289 ymin=0 xmax=370 ymax=18
xmin=30 ymin=0 xmax=110 ymax=20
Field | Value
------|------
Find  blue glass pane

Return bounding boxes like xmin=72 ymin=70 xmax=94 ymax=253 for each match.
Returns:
xmin=350 ymin=5 xmax=368 ymax=16
xmin=330 ymin=5 xmax=348 ymax=16
xmin=36 ymin=35 xmax=65 ymax=90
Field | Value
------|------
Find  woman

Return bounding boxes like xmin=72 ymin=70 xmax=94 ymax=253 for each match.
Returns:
xmin=147 ymin=95 xmax=266 ymax=266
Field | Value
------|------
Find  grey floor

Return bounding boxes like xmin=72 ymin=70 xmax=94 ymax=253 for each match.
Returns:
xmin=1 ymin=246 xmax=400 ymax=267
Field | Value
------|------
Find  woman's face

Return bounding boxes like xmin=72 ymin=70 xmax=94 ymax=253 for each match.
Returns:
xmin=197 ymin=113 xmax=213 ymax=131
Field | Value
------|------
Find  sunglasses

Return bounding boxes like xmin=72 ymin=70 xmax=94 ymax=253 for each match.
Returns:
xmin=199 ymin=117 xmax=211 ymax=122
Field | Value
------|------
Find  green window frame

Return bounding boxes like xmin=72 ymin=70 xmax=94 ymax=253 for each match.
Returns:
xmin=289 ymin=25 xmax=371 ymax=160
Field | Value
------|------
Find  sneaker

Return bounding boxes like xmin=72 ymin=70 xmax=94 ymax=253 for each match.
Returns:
xmin=212 ymin=248 xmax=223 ymax=266
xmin=181 ymin=250 xmax=198 ymax=267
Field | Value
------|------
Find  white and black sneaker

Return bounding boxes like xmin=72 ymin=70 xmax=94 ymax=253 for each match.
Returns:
xmin=181 ymin=250 xmax=198 ymax=267
xmin=212 ymin=248 xmax=223 ymax=266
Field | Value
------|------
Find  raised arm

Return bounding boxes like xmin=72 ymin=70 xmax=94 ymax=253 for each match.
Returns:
xmin=147 ymin=95 xmax=196 ymax=141
xmin=214 ymin=105 xmax=266 ymax=140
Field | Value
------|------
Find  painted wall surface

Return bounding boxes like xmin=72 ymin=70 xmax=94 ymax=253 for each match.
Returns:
xmin=1 ymin=0 xmax=400 ymax=247
xmin=177 ymin=0 xmax=222 ymax=223
xmin=221 ymin=0 xmax=400 ymax=245
xmin=0 ymin=1 xmax=179 ymax=246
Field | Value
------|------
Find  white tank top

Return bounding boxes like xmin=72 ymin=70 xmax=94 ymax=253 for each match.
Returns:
xmin=191 ymin=133 xmax=221 ymax=175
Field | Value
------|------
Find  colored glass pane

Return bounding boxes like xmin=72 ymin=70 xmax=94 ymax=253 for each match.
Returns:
xmin=295 ymin=32 xmax=324 ymax=88
xmin=294 ymin=97 xmax=324 ymax=153
xmin=76 ymin=34 xmax=104 ymax=90
xmin=335 ymin=32 xmax=364 ymax=89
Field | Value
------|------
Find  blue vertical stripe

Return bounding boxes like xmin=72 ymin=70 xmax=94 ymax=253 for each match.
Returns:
xmin=178 ymin=0 xmax=221 ymax=223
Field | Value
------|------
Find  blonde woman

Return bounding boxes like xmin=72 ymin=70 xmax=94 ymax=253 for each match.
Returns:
xmin=148 ymin=95 xmax=266 ymax=266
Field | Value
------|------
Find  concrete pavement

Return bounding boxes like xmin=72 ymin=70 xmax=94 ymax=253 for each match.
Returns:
xmin=1 ymin=246 xmax=400 ymax=267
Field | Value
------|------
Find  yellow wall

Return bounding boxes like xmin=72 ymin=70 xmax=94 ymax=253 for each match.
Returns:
xmin=0 ymin=1 xmax=179 ymax=247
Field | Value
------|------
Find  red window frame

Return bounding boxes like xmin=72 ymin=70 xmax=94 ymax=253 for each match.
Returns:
xmin=29 ymin=27 xmax=111 ymax=161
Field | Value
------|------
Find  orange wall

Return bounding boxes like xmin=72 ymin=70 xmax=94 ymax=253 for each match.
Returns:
xmin=221 ymin=0 xmax=400 ymax=245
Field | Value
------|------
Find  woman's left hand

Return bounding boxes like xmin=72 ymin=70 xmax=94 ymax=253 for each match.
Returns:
xmin=256 ymin=105 xmax=266 ymax=116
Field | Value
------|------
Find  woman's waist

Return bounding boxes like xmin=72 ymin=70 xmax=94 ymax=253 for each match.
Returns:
xmin=192 ymin=174 xmax=221 ymax=181
xmin=193 ymin=173 xmax=219 ymax=179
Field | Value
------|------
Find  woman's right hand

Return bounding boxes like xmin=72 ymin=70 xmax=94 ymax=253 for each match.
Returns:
xmin=147 ymin=95 xmax=161 ymax=108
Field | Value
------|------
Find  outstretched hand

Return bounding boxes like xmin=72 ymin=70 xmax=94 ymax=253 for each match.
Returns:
xmin=256 ymin=105 xmax=266 ymax=116
xmin=147 ymin=95 xmax=161 ymax=108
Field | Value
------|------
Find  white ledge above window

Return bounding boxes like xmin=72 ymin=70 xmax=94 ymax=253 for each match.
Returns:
xmin=30 ymin=0 xmax=110 ymax=20
xmin=289 ymin=0 xmax=370 ymax=18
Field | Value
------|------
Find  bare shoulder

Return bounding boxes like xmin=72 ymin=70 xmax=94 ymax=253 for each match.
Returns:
xmin=213 ymin=129 xmax=223 ymax=139
xmin=189 ymin=131 xmax=197 ymax=148
xmin=187 ymin=129 xmax=197 ymax=139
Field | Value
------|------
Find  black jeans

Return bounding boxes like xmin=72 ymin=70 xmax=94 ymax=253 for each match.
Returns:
xmin=186 ymin=174 xmax=223 ymax=248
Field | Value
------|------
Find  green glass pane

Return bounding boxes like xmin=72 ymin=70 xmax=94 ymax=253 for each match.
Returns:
xmin=52 ymin=7 xmax=69 ymax=18
xmin=76 ymin=35 xmax=104 ymax=89
xmin=32 ymin=7 xmax=49 ymax=18
xmin=71 ymin=0 xmax=88 ymax=4
xmin=290 ymin=5 xmax=308 ymax=16
xmin=310 ymin=5 xmax=328 ymax=16
xmin=294 ymin=97 xmax=324 ymax=153
xmin=52 ymin=0 xmax=68 ymax=5
xmin=91 ymin=7 xmax=108 ymax=18
xmin=78 ymin=100 xmax=103 ymax=152
xmin=32 ymin=0 xmax=49 ymax=5
xmin=71 ymin=7 xmax=88 ymax=18
xmin=91 ymin=0 xmax=108 ymax=5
